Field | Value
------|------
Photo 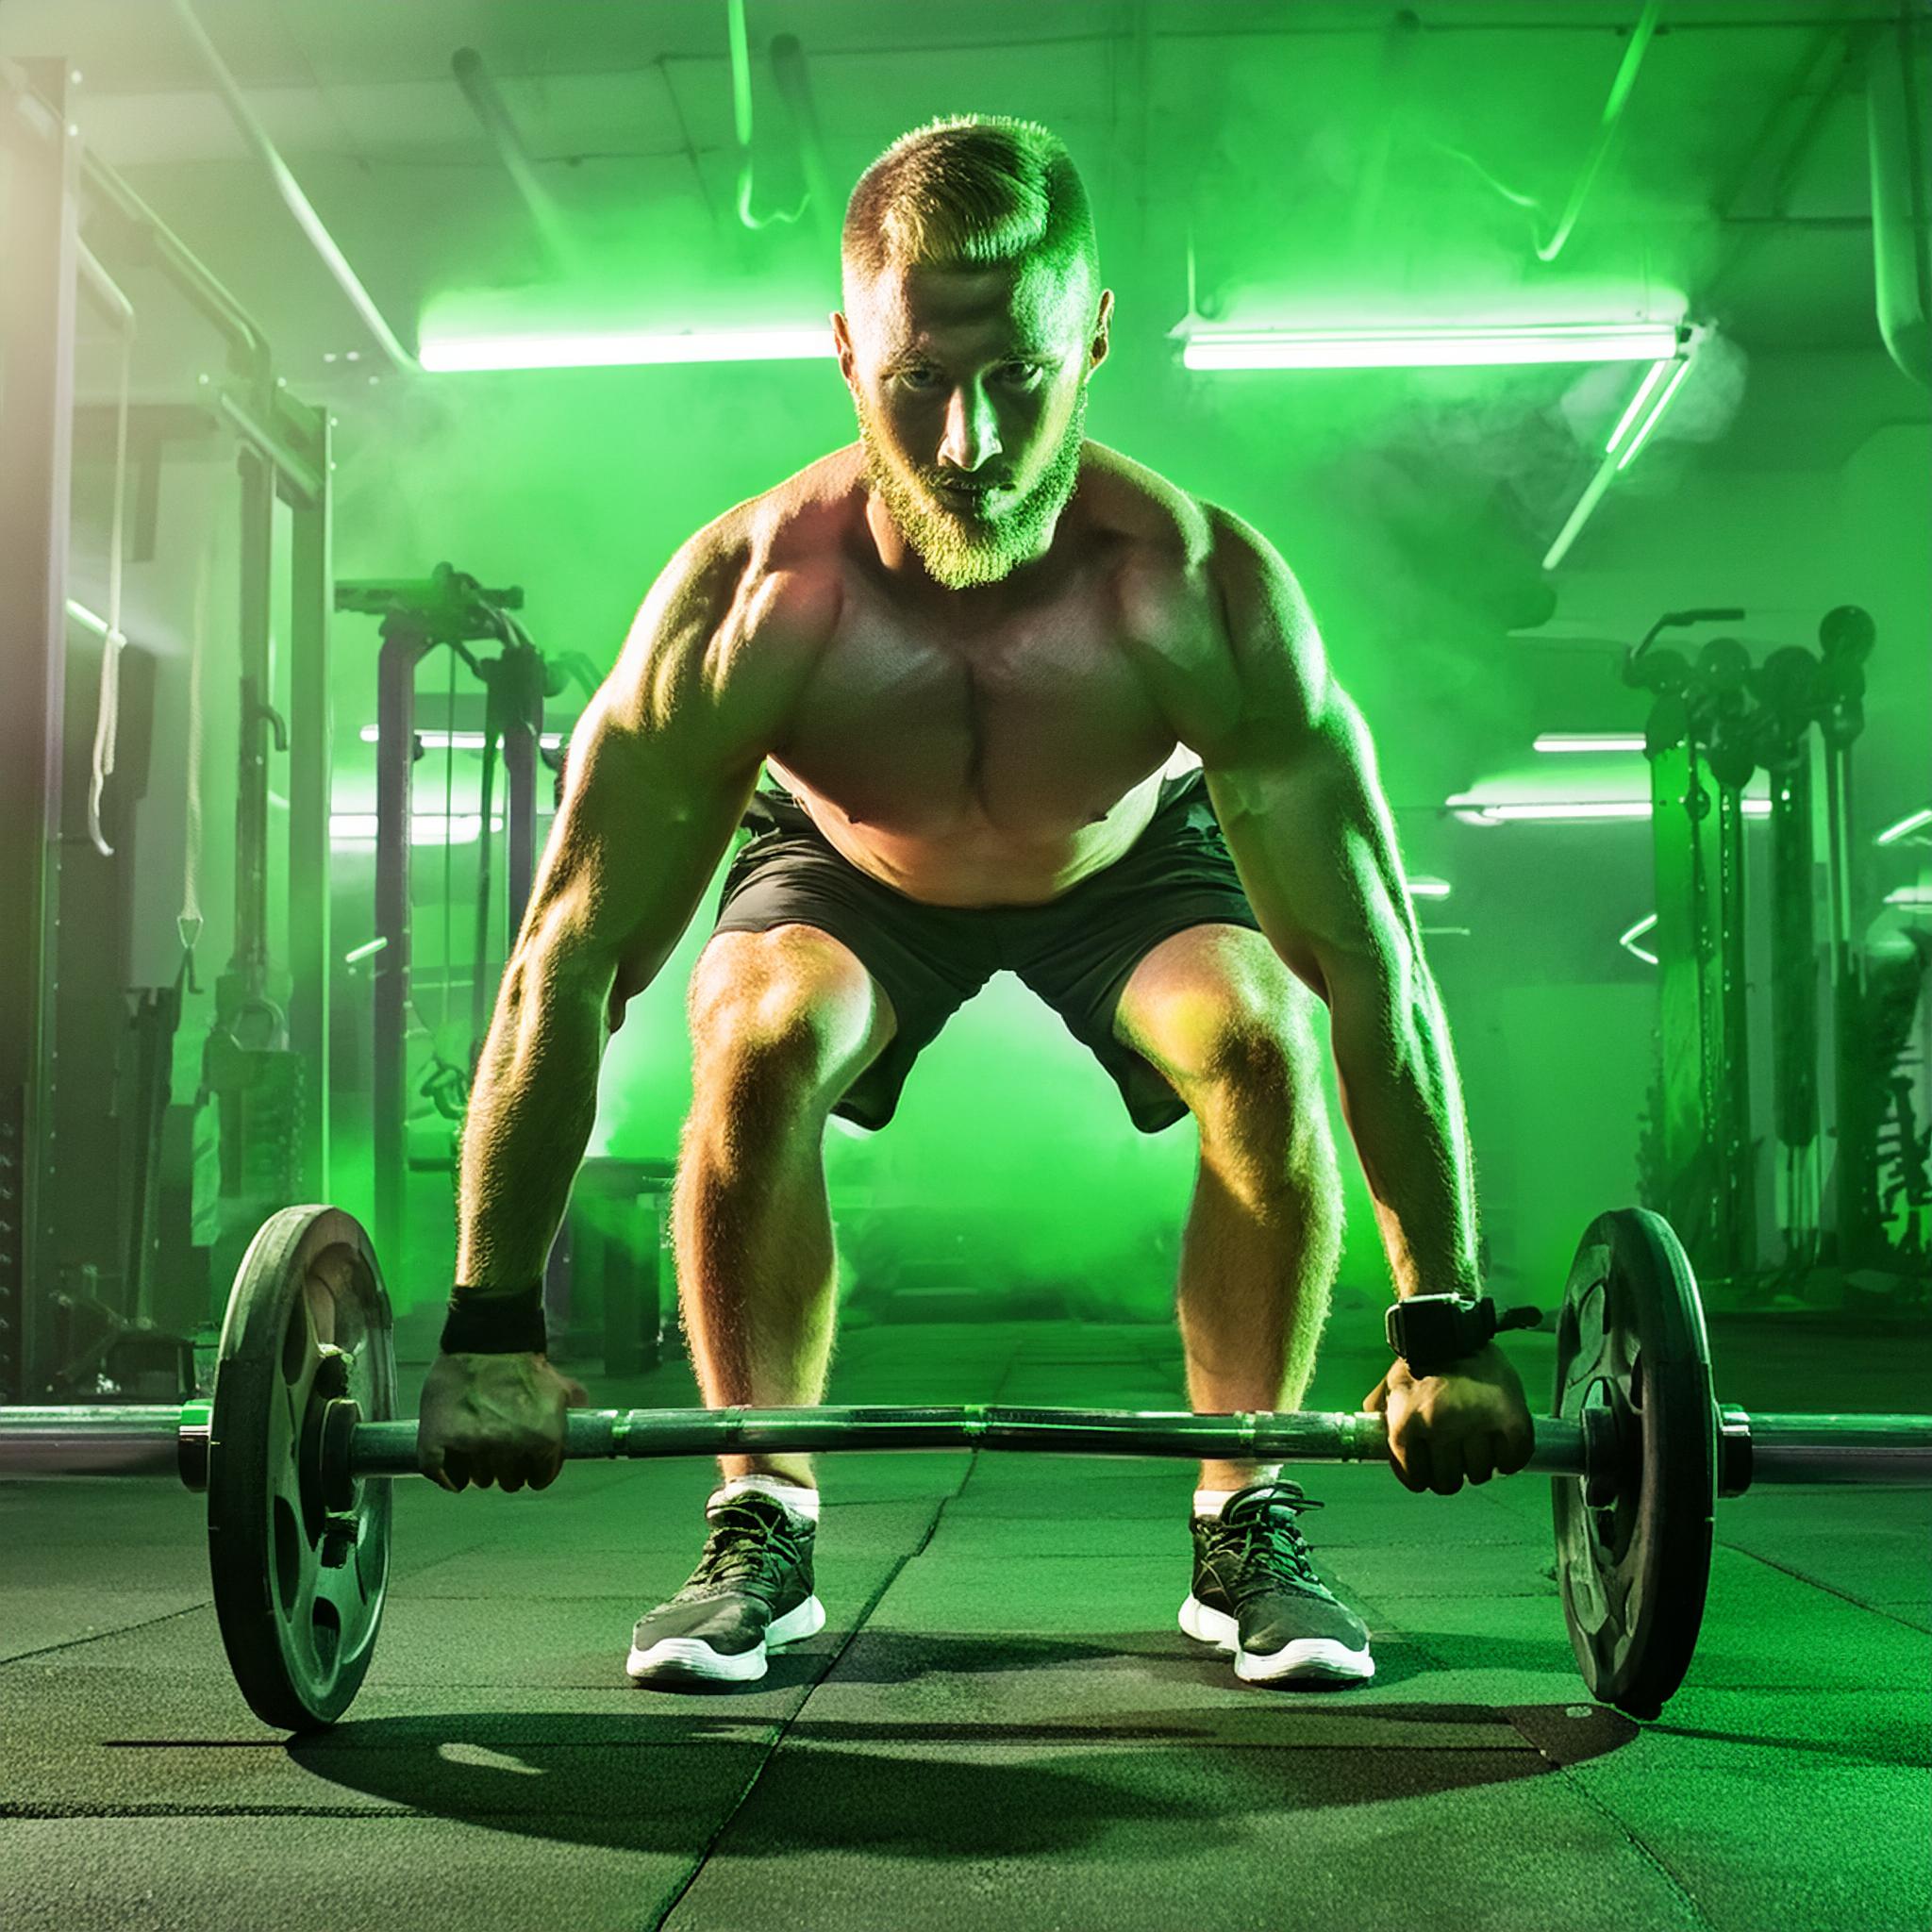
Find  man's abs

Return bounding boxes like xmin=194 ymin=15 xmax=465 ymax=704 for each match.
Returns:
xmin=765 ymin=753 xmax=1175 ymax=908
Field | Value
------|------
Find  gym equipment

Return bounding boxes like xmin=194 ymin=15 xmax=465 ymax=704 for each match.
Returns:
xmin=1 ymin=1204 xmax=1926 ymax=1732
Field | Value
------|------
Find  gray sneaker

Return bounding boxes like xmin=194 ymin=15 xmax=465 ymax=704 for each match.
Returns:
xmin=626 ymin=1489 xmax=824 ymax=1685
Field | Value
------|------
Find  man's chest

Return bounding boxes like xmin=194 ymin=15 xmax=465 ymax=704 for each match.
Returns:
xmin=768 ymin=556 xmax=1228 ymax=844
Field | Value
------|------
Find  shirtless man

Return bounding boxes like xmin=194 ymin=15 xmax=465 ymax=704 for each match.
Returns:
xmin=417 ymin=115 xmax=1537 ymax=1690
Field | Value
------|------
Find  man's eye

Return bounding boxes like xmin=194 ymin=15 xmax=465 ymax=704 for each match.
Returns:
xmin=1001 ymin=363 xmax=1044 ymax=385
xmin=897 ymin=366 xmax=941 ymax=388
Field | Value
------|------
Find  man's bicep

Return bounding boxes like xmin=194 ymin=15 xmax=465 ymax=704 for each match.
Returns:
xmin=1195 ymin=513 xmax=1419 ymax=991
xmin=1205 ymin=697 xmax=1420 ymax=998
xmin=517 ymin=537 xmax=777 ymax=989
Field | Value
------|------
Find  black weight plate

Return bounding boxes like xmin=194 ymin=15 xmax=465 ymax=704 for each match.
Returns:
xmin=1552 ymin=1208 xmax=1718 ymax=1721
xmin=207 ymin=1206 xmax=395 ymax=1731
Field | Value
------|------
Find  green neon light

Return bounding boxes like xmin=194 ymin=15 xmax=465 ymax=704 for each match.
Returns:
xmin=418 ymin=327 xmax=836 ymax=373
xmin=1616 ymin=357 xmax=1695 ymax=471
xmin=358 ymin=726 xmax=564 ymax=751
xmin=1876 ymin=808 xmax=1932 ymax=845
xmin=1449 ymin=799 xmax=1774 ymax=823
xmin=331 ymin=812 xmax=507 ymax=844
xmin=1605 ymin=359 xmax=1673 ymax=454
xmin=1534 ymin=734 xmax=1647 ymax=753
xmin=65 ymin=598 xmax=109 ymax=636
xmin=1180 ymin=321 xmax=1681 ymax=371
xmin=1619 ymin=914 xmax=1659 ymax=965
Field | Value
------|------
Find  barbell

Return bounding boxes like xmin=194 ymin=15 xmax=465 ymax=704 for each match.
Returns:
xmin=1 ymin=1202 xmax=1926 ymax=1735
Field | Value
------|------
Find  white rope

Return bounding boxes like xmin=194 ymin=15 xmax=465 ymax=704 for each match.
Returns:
xmin=176 ymin=525 xmax=209 ymax=968
xmin=84 ymin=328 xmax=133 ymax=858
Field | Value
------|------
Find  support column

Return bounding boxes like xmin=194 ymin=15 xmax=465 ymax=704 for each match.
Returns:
xmin=0 ymin=63 xmax=79 ymax=1400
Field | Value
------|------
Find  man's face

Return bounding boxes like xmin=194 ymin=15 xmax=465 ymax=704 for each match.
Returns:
xmin=835 ymin=255 xmax=1111 ymax=591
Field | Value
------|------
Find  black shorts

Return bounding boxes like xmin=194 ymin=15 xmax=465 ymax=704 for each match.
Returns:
xmin=707 ymin=765 xmax=1264 ymax=1135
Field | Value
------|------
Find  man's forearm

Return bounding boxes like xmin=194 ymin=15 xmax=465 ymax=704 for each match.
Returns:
xmin=454 ymin=950 xmax=608 ymax=1291
xmin=1326 ymin=959 xmax=1481 ymax=1301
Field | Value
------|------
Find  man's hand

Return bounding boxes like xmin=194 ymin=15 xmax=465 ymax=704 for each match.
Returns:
xmin=1361 ymin=1341 xmax=1536 ymax=1495
xmin=416 ymin=1351 xmax=589 ymax=1494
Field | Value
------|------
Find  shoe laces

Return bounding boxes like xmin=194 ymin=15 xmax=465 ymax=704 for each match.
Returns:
xmin=1202 ymin=1484 xmax=1327 ymax=1598
xmin=681 ymin=1499 xmax=807 ymax=1596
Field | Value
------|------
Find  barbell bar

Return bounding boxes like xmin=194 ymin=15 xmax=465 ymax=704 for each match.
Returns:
xmin=0 ymin=1200 xmax=1927 ymax=1736
xmin=6 ymin=1401 xmax=1930 ymax=1492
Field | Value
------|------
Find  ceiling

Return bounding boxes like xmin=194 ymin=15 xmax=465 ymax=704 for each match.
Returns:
xmin=1 ymin=0 xmax=1924 ymax=451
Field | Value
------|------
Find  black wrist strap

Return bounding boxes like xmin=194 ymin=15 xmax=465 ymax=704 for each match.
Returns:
xmin=1387 ymin=1293 xmax=1542 ymax=1376
xmin=441 ymin=1286 xmax=547 ymax=1357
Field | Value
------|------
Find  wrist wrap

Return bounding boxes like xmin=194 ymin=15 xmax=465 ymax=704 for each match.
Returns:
xmin=441 ymin=1285 xmax=547 ymax=1357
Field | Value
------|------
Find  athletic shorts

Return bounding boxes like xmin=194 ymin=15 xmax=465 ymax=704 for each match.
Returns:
xmin=707 ymin=765 xmax=1264 ymax=1135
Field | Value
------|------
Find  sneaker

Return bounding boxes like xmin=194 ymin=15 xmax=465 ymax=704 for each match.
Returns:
xmin=1180 ymin=1479 xmax=1374 ymax=1685
xmin=625 ymin=1487 xmax=824 ymax=1685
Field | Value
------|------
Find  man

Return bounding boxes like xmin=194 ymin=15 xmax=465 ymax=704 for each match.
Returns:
xmin=417 ymin=116 xmax=1536 ymax=1690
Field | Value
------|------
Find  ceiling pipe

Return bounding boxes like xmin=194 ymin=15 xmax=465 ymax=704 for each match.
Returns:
xmin=727 ymin=0 xmax=807 ymax=231
xmin=1867 ymin=4 xmax=1931 ymax=390
xmin=165 ymin=0 xmax=417 ymax=373
xmin=768 ymin=34 xmax=834 ymax=246
xmin=450 ymin=47 xmax=576 ymax=274
xmin=1536 ymin=0 xmax=1663 ymax=264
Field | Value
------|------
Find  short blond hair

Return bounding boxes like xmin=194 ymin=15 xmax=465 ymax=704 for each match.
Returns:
xmin=841 ymin=115 xmax=1098 ymax=303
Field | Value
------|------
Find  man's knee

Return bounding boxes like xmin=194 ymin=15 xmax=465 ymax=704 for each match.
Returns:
xmin=1189 ymin=1016 xmax=1333 ymax=1166
xmin=688 ymin=926 xmax=891 ymax=1116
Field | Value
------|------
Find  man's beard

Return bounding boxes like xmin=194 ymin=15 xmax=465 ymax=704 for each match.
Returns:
xmin=858 ymin=386 xmax=1088 ymax=591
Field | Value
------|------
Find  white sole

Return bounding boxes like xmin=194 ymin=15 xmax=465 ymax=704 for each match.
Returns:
xmin=626 ymin=1593 xmax=825 ymax=1684
xmin=1179 ymin=1594 xmax=1375 ymax=1684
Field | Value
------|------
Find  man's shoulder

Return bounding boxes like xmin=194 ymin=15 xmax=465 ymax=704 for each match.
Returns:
xmin=691 ymin=446 xmax=865 ymax=577
xmin=671 ymin=447 xmax=864 ymax=646
xmin=1075 ymin=441 xmax=1217 ymax=574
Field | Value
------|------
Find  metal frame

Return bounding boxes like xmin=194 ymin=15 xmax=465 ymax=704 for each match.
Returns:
xmin=0 ymin=57 xmax=334 ymax=1398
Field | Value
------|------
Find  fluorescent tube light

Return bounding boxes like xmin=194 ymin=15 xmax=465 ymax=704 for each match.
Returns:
xmin=419 ymin=327 xmax=836 ymax=373
xmin=1619 ymin=914 xmax=1659 ymax=966
xmin=1179 ymin=321 xmax=1682 ymax=372
xmin=358 ymin=726 xmax=565 ymax=751
xmin=1449 ymin=799 xmax=1774 ymax=824
xmin=1876 ymin=808 xmax=1932 ymax=845
xmin=331 ymin=812 xmax=507 ymax=844
xmin=1534 ymin=734 xmax=1647 ymax=754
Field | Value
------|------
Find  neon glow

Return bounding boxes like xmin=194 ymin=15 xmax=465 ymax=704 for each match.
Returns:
xmin=1449 ymin=799 xmax=1775 ymax=823
xmin=358 ymin=726 xmax=565 ymax=751
xmin=1179 ymin=321 xmax=1682 ymax=372
xmin=1619 ymin=914 xmax=1660 ymax=966
xmin=418 ymin=327 xmax=837 ymax=374
xmin=1534 ymin=734 xmax=1647 ymax=754
xmin=1605 ymin=360 xmax=1674 ymax=455
xmin=331 ymin=812 xmax=508 ymax=844
xmin=1615 ymin=357 xmax=1696 ymax=471
xmin=1876 ymin=808 xmax=1932 ymax=845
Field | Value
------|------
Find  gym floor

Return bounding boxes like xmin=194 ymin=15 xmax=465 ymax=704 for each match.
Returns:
xmin=3 ymin=1313 xmax=1927 ymax=1932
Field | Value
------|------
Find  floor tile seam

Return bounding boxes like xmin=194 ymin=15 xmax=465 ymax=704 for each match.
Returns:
xmin=0 ymin=1600 xmax=215 ymax=1670
xmin=1536 ymin=1772 xmax=1720 ymax=1932
xmin=1725 ymin=1545 xmax=1932 ymax=1628
xmin=653 ymin=1469 xmax=983 ymax=1930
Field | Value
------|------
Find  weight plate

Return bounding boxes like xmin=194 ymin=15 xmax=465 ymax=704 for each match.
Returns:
xmin=1552 ymin=1208 xmax=1718 ymax=1721
xmin=207 ymin=1206 xmax=395 ymax=1731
